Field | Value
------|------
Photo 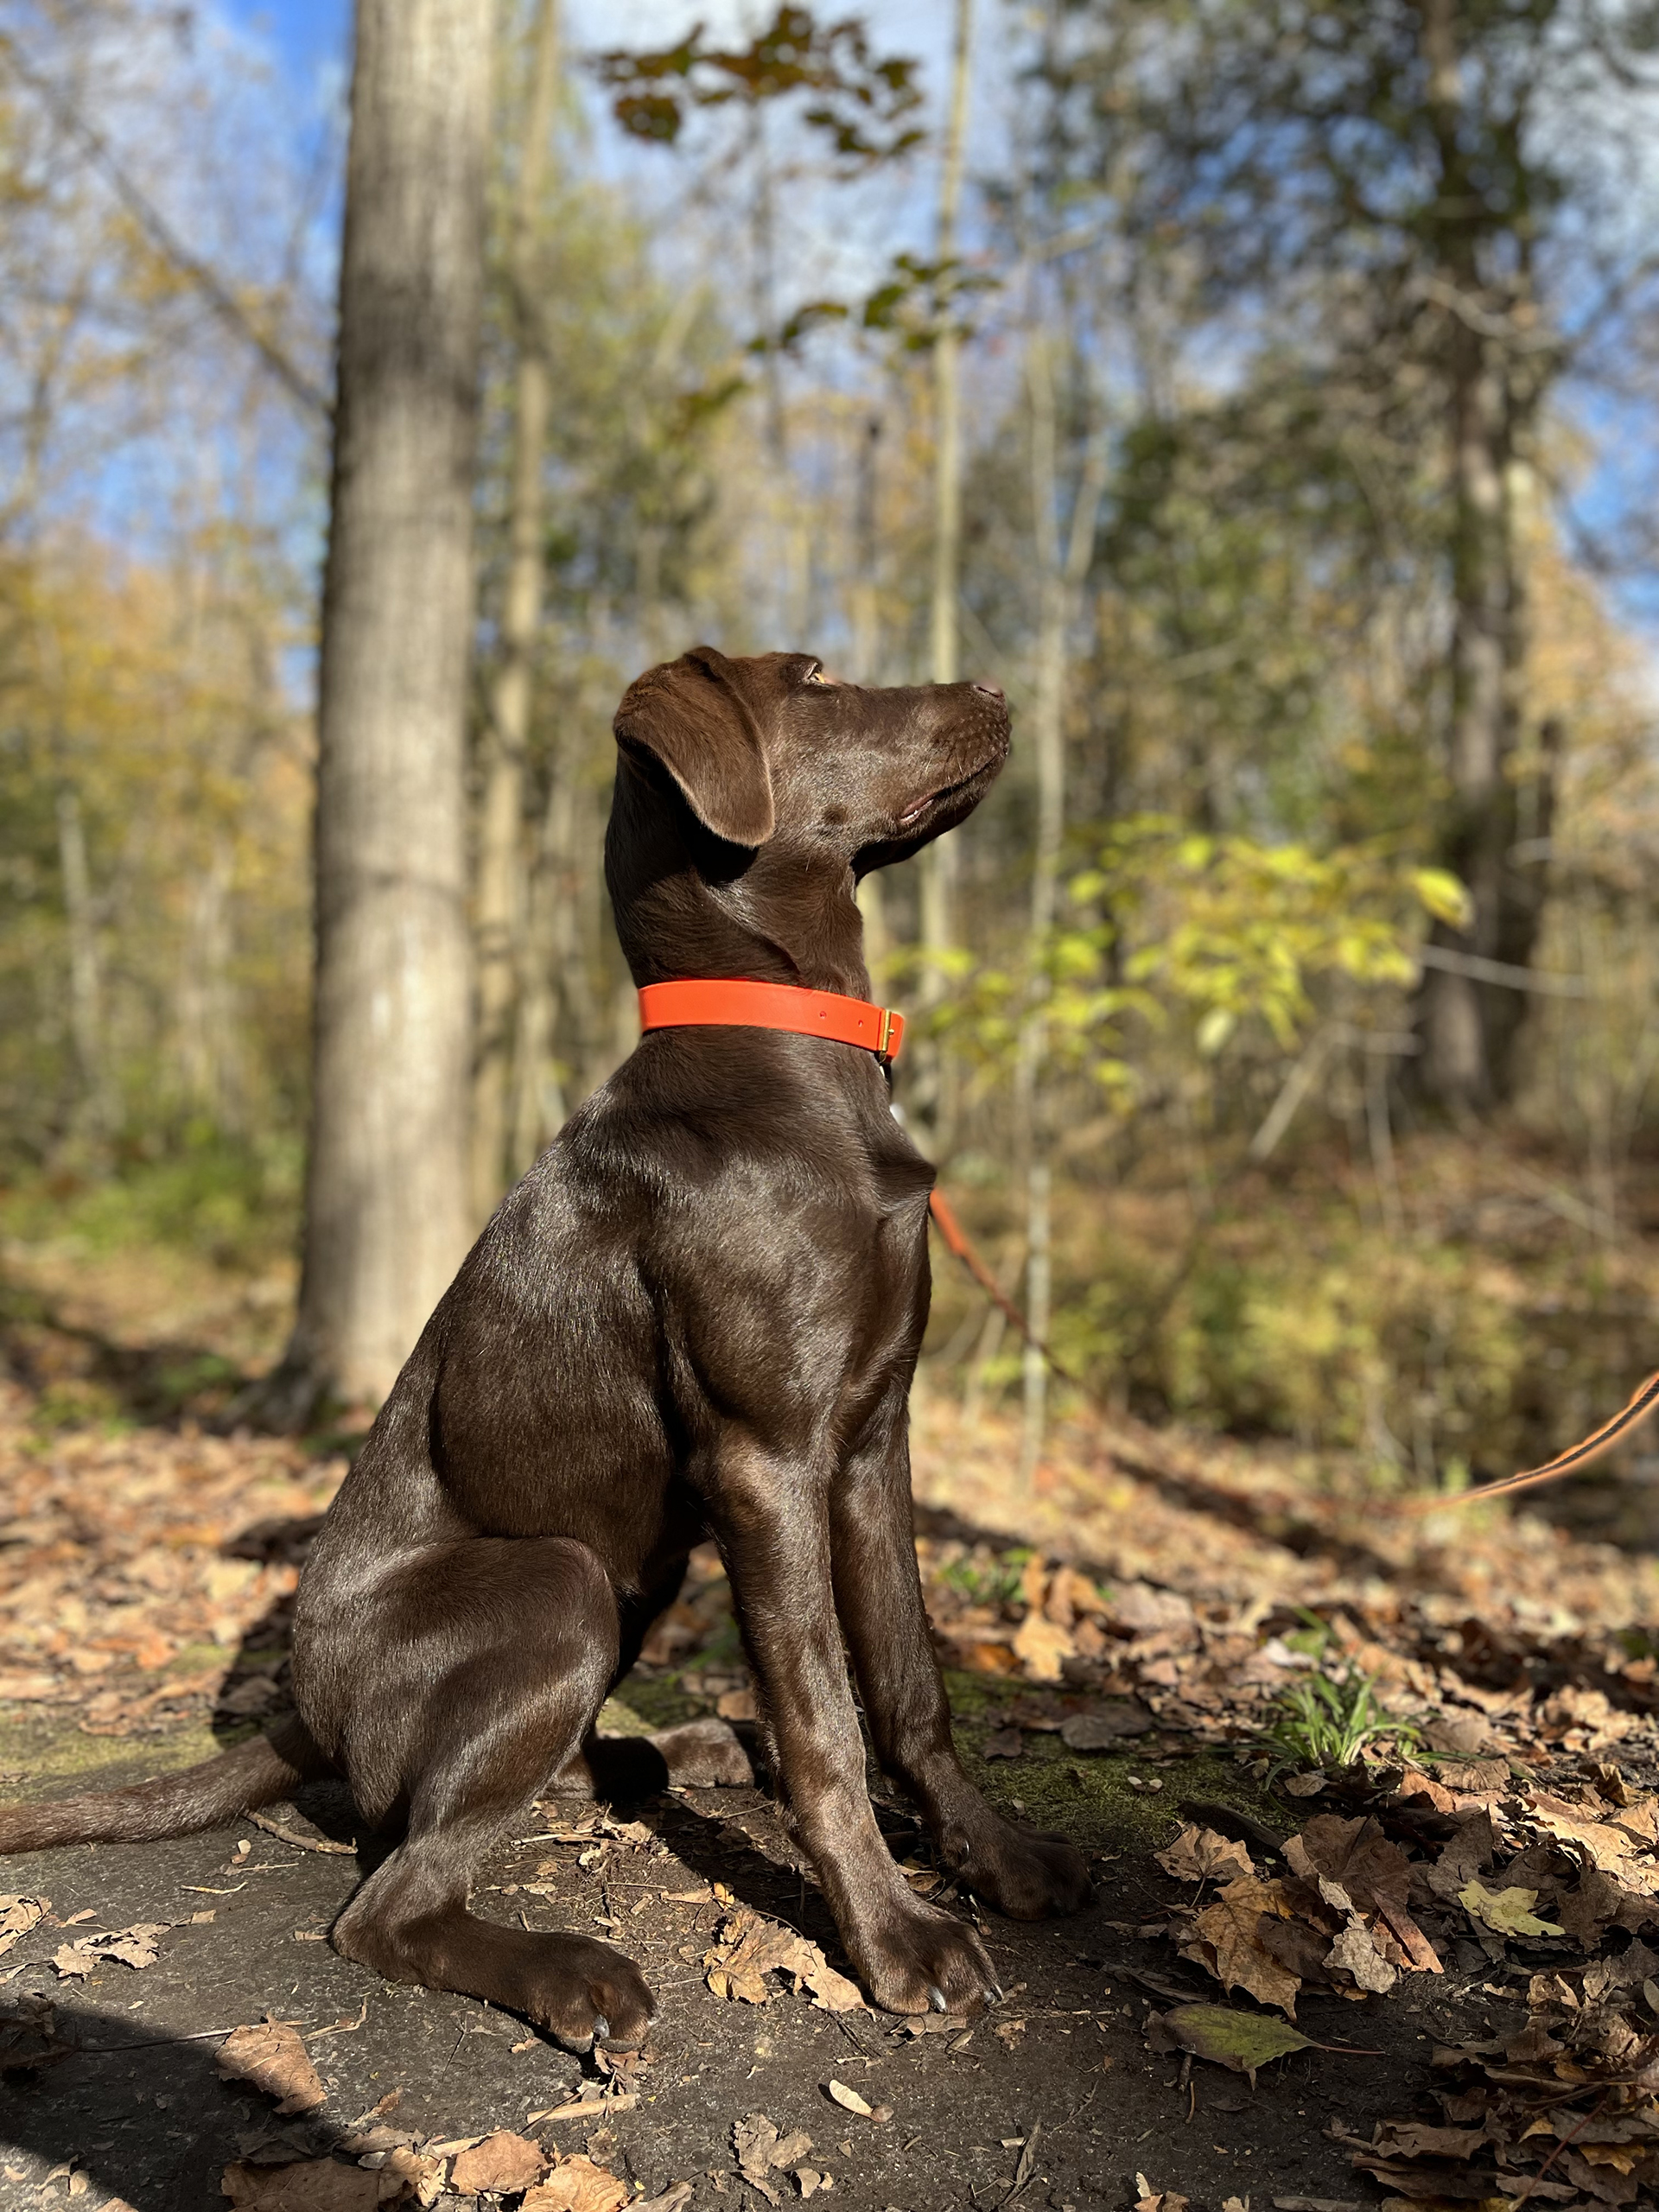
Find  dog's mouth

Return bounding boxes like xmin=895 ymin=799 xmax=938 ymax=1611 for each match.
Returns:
xmin=897 ymin=748 xmax=1004 ymax=831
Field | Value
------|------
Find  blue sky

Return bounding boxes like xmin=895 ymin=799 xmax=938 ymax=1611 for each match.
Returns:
xmin=228 ymin=0 xmax=346 ymax=91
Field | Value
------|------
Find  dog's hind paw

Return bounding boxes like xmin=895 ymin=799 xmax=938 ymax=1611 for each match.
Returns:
xmin=647 ymin=1716 xmax=754 ymax=1788
xmin=953 ymin=1816 xmax=1092 ymax=1921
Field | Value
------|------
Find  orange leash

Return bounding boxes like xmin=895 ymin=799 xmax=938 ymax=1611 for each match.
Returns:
xmin=926 ymin=1187 xmax=1084 ymax=1389
xmin=1403 ymin=1365 xmax=1659 ymax=1512
xmin=927 ymin=1187 xmax=1659 ymax=1511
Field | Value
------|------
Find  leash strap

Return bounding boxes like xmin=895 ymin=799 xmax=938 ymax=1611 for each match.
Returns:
xmin=928 ymin=1190 xmax=1659 ymax=1513
xmin=1407 ymin=1365 xmax=1659 ymax=1512
xmin=638 ymin=979 xmax=906 ymax=1063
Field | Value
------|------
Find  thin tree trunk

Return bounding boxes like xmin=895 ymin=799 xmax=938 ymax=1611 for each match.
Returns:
xmin=471 ymin=0 xmax=561 ymax=1224
xmin=54 ymin=783 xmax=110 ymax=1144
xmin=177 ymin=831 xmax=239 ymax=1132
xmin=1017 ymin=329 xmax=1105 ymax=1480
xmin=917 ymin=0 xmax=974 ymax=1153
xmin=278 ymin=0 xmax=492 ymax=1414
xmin=851 ymin=410 xmax=889 ymax=970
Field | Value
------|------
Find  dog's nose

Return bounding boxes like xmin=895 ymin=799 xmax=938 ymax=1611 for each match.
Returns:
xmin=972 ymin=679 xmax=1005 ymax=701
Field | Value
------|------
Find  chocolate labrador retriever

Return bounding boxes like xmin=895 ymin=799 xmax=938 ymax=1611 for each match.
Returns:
xmin=0 ymin=647 xmax=1090 ymax=2043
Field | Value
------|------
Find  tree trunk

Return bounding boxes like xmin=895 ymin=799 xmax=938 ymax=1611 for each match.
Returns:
xmin=471 ymin=0 xmax=561 ymax=1224
xmin=915 ymin=0 xmax=974 ymax=1154
xmin=54 ymin=783 xmax=111 ymax=1146
xmin=1414 ymin=0 xmax=1542 ymax=1114
xmin=280 ymin=0 xmax=492 ymax=1413
xmin=1017 ymin=328 xmax=1105 ymax=1479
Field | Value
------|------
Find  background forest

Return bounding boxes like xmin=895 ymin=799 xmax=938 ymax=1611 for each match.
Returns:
xmin=4 ymin=0 xmax=1659 ymax=1506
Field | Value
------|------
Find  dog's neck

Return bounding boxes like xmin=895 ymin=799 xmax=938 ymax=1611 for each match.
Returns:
xmin=606 ymin=768 xmax=872 ymax=1000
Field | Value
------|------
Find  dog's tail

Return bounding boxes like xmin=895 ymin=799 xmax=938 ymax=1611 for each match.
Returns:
xmin=0 ymin=1715 xmax=328 ymax=1854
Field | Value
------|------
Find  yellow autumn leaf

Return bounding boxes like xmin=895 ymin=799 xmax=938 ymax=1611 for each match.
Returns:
xmin=1457 ymin=1882 xmax=1565 ymax=1937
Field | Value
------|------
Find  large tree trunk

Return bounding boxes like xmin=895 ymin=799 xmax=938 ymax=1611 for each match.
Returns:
xmin=280 ymin=0 xmax=492 ymax=1412
xmin=915 ymin=0 xmax=975 ymax=1154
xmin=471 ymin=0 xmax=562 ymax=1224
xmin=1414 ymin=0 xmax=1546 ymax=1114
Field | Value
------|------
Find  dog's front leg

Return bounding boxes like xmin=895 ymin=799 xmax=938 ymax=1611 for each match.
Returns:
xmin=830 ymin=1404 xmax=1091 ymax=1921
xmin=710 ymin=1446 xmax=1001 ymax=2017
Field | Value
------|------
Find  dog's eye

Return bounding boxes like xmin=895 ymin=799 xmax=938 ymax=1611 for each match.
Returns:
xmin=804 ymin=664 xmax=831 ymax=687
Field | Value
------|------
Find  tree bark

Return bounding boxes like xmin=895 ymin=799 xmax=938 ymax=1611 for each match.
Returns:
xmin=1414 ymin=0 xmax=1543 ymax=1114
xmin=1015 ymin=329 xmax=1103 ymax=1481
xmin=54 ymin=782 xmax=110 ymax=1145
xmin=916 ymin=0 xmax=974 ymax=1154
xmin=281 ymin=0 xmax=492 ymax=1412
xmin=471 ymin=0 xmax=561 ymax=1224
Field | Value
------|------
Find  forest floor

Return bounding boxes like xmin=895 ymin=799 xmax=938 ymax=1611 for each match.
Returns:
xmin=2 ymin=1242 xmax=1659 ymax=2212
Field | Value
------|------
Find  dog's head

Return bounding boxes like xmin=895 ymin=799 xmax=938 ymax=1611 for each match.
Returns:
xmin=611 ymin=646 xmax=1009 ymax=873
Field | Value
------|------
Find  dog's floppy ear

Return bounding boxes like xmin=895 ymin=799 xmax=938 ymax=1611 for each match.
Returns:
xmin=613 ymin=646 xmax=775 ymax=846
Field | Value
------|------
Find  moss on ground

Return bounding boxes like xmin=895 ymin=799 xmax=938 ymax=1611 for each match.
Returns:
xmin=0 ymin=1707 xmax=227 ymax=1799
xmin=612 ymin=1663 xmax=1286 ymax=1857
xmin=609 ymin=1675 xmax=704 ymax=1732
xmin=2 ymin=1664 xmax=1284 ymax=1866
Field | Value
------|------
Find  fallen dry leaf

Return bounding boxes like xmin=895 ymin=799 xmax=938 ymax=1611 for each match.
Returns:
xmin=731 ymin=2113 xmax=815 ymax=2206
xmin=219 ymin=2158 xmax=381 ymax=2210
xmin=703 ymin=1907 xmax=862 ymax=2012
xmin=1146 ymin=2002 xmax=1312 ymax=2084
xmin=1285 ymin=1815 xmax=1441 ymax=1975
xmin=1155 ymin=1823 xmax=1255 ymax=1885
xmin=1325 ymin=1916 xmax=1396 ymax=1994
xmin=448 ymin=2131 xmax=548 ymax=2196
xmin=215 ymin=2021 xmax=327 ymax=2116
xmin=0 ymin=1994 xmax=73 ymax=2074
xmin=1134 ymin=2177 xmax=1190 ymax=2212
xmin=0 ymin=1895 xmax=48 ymax=1957
xmin=1458 ymin=1881 xmax=1566 ymax=1938
xmin=373 ymin=2147 xmax=443 ymax=2205
xmin=1060 ymin=1701 xmax=1154 ymax=1749
xmin=629 ymin=2189 xmax=695 ymax=2212
xmin=52 ymin=1923 xmax=168 ymax=1978
xmin=1011 ymin=1610 xmax=1075 ymax=1682
xmin=1185 ymin=1875 xmax=1303 ymax=2018
xmin=825 ymin=2079 xmax=873 ymax=2117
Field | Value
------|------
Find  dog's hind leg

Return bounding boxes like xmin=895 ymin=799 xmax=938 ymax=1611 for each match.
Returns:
xmin=318 ymin=1535 xmax=654 ymax=2050
xmin=546 ymin=1555 xmax=754 ymax=1798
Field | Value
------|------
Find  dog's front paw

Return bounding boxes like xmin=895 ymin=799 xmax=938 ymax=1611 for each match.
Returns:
xmin=527 ymin=1932 xmax=656 ymax=2053
xmin=955 ymin=1817 xmax=1091 ymax=1921
xmin=647 ymin=1716 xmax=754 ymax=1788
xmin=849 ymin=1894 xmax=1001 ymax=2018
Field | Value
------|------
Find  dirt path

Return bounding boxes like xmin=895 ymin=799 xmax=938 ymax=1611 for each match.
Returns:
xmin=4 ymin=1264 xmax=1659 ymax=2209
xmin=0 ymin=1726 xmax=1474 ymax=2212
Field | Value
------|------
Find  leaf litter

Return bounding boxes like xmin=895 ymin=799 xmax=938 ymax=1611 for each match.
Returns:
xmin=13 ymin=1300 xmax=1659 ymax=2200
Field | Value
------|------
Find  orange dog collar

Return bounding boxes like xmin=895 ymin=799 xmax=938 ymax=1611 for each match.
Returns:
xmin=638 ymin=979 xmax=906 ymax=1063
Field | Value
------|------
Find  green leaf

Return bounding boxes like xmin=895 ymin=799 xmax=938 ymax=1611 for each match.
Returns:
xmin=1158 ymin=2004 xmax=1311 ymax=2082
xmin=1457 ymin=1882 xmax=1565 ymax=1938
xmin=1411 ymin=868 xmax=1473 ymax=930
